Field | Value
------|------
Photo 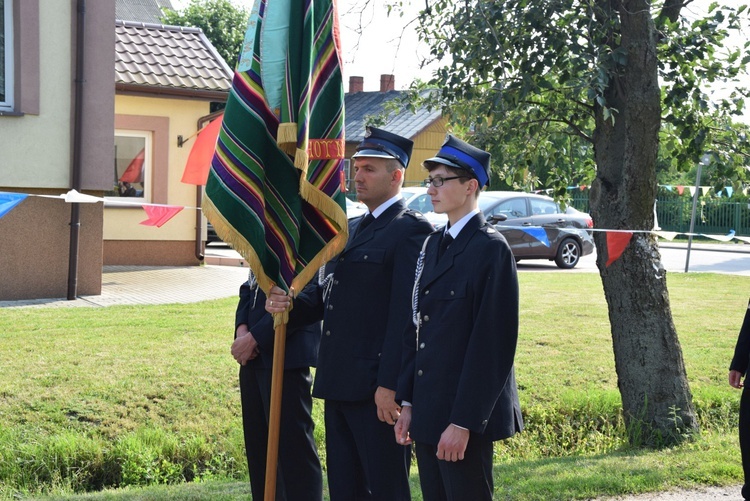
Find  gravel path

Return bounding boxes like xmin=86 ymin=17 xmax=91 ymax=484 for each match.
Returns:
xmin=595 ymin=484 xmax=743 ymax=500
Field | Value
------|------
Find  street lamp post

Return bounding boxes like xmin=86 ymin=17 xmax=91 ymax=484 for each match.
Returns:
xmin=685 ymin=154 xmax=711 ymax=273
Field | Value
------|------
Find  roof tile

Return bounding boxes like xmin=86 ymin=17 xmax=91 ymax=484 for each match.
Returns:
xmin=115 ymin=20 xmax=233 ymax=94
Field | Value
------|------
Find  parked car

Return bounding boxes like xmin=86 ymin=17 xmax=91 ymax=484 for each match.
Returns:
xmin=423 ymin=191 xmax=594 ymax=229
xmin=401 ymin=186 xmax=434 ymax=215
xmin=346 ymin=197 xmax=367 ymax=218
xmin=489 ymin=214 xmax=594 ymax=268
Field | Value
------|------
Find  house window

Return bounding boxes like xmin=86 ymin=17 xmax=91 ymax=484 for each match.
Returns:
xmin=343 ymin=159 xmax=353 ymax=194
xmin=0 ymin=0 xmax=13 ymax=111
xmin=107 ymin=131 xmax=152 ymax=201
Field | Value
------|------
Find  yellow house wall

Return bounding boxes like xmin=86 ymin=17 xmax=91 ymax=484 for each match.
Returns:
xmin=404 ymin=117 xmax=449 ymax=187
xmin=107 ymin=94 xmax=212 ymax=243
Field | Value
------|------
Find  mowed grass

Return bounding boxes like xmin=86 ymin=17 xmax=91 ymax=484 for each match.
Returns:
xmin=1 ymin=271 xmax=748 ymax=500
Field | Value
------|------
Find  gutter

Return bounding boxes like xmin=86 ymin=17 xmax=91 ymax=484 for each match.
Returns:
xmin=67 ymin=0 xmax=86 ymax=300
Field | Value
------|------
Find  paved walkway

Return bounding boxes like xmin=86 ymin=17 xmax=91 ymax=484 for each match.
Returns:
xmin=0 ymin=260 xmax=250 ymax=309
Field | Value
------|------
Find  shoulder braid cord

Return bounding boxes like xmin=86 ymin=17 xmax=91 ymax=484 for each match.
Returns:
xmin=412 ymin=235 xmax=432 ymax=349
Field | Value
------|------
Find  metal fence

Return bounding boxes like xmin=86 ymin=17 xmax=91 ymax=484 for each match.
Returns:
xmin=569 ymin=191 xmax=750 ymax=237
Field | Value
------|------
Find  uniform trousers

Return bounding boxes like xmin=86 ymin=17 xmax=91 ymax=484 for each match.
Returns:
xmin=324 ymin=399 xmax=412 ymax=500
xmin=239 ymin=365 xmax=322 ymax=501
xmin=414 ymin=432 xmax=494 ymax=501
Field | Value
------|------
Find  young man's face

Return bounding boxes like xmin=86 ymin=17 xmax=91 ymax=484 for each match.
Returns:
xmin=426 ymin=165 xmax=475 ymax=216
xmin=353 ymin=157 xmax=402 ymax=210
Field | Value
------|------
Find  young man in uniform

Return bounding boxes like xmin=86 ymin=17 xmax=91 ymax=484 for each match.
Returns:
xmin=394 ymin=135 xmax=524 ymax=501
xmin=266 ymin=127 xmax=433 ymax=500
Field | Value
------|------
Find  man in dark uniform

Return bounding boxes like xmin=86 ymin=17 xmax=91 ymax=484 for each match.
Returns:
xmin=728 ymin=298 xmax=750 ymax=500
xmin=232 ymin=273 xmax=323 ymax=500
xmin=394 ymin=135 xmax=523 ymax=501
xmin=265 ymin=127 xmax=433 ymax=500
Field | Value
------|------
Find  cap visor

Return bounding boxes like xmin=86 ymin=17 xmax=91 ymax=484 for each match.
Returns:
xmin=353 ymin=149 xmax=397 ymax=160
xmin=423 ymin=157 xmax=462 ymax=169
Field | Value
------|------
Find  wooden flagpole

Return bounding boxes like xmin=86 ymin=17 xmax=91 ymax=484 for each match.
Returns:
xmin=264 ymin=320 xmax=287 ymax=500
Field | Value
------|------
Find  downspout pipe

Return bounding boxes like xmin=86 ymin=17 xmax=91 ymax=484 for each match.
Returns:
xmin=193 ymin=110 xmax=224 ymax=262
xmin=67 ymin=0 xmax=85 ymax=300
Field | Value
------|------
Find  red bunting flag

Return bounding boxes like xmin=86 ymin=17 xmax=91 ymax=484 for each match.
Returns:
xmin=181 ymin=114 xmax=223 ymax=186
xmin=677 ymin=185 xmax=684 ymax=195
xmin=119 ymin=148 xmax=145 ymax=183
xmin=606 ymin=231 xmax=633 ymax=267
xmin=139 ymin=205 xmax=184 ymax=228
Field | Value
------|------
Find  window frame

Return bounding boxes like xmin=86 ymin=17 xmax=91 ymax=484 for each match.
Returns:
xmin=107 ymin=130 xmax=153 ymax=204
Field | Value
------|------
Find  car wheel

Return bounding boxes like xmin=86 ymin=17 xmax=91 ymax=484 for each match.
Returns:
xmin=555 ymin=238 xmax=581 ymax=269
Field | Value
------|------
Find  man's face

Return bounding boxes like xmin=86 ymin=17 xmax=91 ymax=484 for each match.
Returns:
xmin=426 ymin=165 xmax=473 ymax=215
xmin=353 ymin=157 xmax=401 ymax=210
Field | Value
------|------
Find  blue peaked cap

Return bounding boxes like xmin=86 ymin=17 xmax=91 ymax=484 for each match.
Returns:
xmin=424 ymin=135 xmax=491 ymax=187
xmin=352 ymin=126 xmax=414 ymax=168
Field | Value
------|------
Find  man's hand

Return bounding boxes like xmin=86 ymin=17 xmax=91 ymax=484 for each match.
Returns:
xmin=374 ymin=386 xmax=401 ymax=425
xmin=232 ymin=325 xmax=259 ymax=365
xmin=436 ymin=424 xmax=470 ymax=462
xmin=266 ymin=285 xmax=291 ymax=314
xmin=730 ymin=369 xmax=744 ymax=389
xmin=395 ymin=405 xmax=413 ymax=445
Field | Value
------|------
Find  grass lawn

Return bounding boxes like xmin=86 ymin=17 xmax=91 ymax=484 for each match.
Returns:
xmin=1 ymin=271 xmax=748 ymax=500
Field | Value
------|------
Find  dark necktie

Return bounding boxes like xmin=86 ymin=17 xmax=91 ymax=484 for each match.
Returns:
xmin=356 ymin=213 xmax=375 ymax=236
xmin=438 ymin=232 xmax=454 ymax=259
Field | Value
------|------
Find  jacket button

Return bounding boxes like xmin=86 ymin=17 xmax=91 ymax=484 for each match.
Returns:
xmin=424 ymin=289 xmax=429 ymax=295
xmin=482 ymin=419 xmax=488 ymax=425
xmin=327 ymin=304 xmax=333 ymax=310
xmin=334 ymin=279 xmax=339 ymax=285
xmin=364 ymin=255 xmax=368 ymax=259
xmin=417 ymin=370 xmax=423 ymax=376
xmin=450 ymin=290 xmax=455 ymax=295
xmin=419 ymin=342 xmax=425 ymax=349
xmin=423 ymin=315 xmax=429 ymax=322
xmin=325 ymin=331 xmax=331 ymax=336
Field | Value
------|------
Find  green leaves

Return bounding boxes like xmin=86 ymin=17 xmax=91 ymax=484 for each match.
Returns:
xmin=412 ymin=0 xmax=748 ymax=196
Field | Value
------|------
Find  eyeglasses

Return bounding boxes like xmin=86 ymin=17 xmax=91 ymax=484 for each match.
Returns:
xmin=422 ymin=176 xmax=470 ymax=187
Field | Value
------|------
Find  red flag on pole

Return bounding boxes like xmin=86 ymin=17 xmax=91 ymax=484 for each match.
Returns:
xmin=181 ymin=114 xmax=223 ymax=186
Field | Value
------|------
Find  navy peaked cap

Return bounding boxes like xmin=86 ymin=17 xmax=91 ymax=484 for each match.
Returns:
xmin=352 ymin=126 xmax=414 ymax=168
xmin=424 ymin=135 xmax=491 ymax=187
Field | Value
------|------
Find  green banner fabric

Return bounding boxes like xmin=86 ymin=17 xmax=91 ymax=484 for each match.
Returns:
xmin=204 ymin=0 xmax=348 ymax=300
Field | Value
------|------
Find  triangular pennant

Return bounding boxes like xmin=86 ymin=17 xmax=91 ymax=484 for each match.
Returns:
xmin=700 ymin=230 xmax=736 ymax=242
xmin=677 ymin=185 xmax=684 ymax=195
xmin=605 ymin=231 xmax=633 ymax=267
xmin=689 ymin=186 xmax=696 ymax=197
xmin=519 ymin=227 xmax=550 ymax=247
xmin=654 ymin=231 xmax=678 ymax=241
xmin=139 ymin=205 xmax=184 ymax=228
xmin=701 ymin=186 xmax=710 ymax=196
xmin=64 ymin=189 xmax=103 ymax=203
xmin=0 ymin=192 xmax=28 ymax=219
xmin=181 ymin=115 xmax=223 ymax=186
xmin=726 ymin=186 xmax=734 ymax=198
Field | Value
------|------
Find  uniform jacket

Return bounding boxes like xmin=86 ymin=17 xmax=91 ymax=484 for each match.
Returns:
xmin=729 ymin=298 xmax=750 ymax=375
xmin=289 ymin=199 xmax=433 ymax=402
xmin=396 ymin=213 xmax=524 ymax=445
xmin=235 ymin=282 xmax=321 ymax=370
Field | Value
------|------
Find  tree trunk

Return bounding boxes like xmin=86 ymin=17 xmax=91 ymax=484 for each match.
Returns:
xmin=589 ymin=0 xmax=698 ymax=446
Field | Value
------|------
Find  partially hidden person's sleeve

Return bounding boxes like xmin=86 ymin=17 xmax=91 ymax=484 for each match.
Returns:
xmin=729 ymin=298 xmax=750 ymax=374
